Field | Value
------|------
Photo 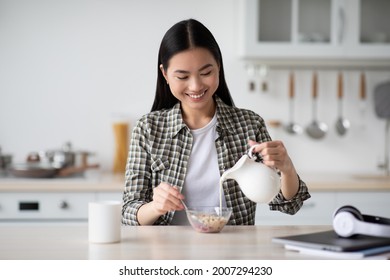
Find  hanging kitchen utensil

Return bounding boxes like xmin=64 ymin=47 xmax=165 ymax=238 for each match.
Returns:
xmin=245 ymin=63 xmax=256 ymax=92
xmin=374 ymin=81 xmax=390 ymax=175
xmin=285 ymin=71 xmax=302 ymax=134
xmin=306 ymin=72 xmax=328 ymax=139
xmin=374 ymin=81 xmax=390 ymax=119
xmin=335 ymin=72 xmax=350 ymax=136
xmin=258 ymin=64 xmax=269 ymax=93
xmin=359 ymin=72 xmax=367 ymax=129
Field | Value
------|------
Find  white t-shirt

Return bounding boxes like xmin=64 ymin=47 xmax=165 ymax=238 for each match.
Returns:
xmin=171 ymin=113 xmax=226 ymax=225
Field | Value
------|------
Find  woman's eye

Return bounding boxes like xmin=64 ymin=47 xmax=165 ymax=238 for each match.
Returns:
xmin=201 ymin=71 xmax=212 ymax=76
xmin=176 ymin=76 xmax=188 ymax=80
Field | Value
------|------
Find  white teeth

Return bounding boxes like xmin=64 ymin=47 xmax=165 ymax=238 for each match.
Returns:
xmin=189 ymin=91 xmax=206 ymax=99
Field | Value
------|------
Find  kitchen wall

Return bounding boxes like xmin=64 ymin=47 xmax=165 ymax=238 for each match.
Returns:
xmin=0 ymin=0 xmax=389 ymax=175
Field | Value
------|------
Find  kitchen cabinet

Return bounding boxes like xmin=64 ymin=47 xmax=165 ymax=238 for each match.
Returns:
xmin=0 ymin=174 xmax=123 ymax=221
xmin=239 ymin=0 xmax=390 ymax=65
xmin=335 ymin=191 xmax=390 ymax=217
xmin=0 ymin=192 xmax=95 ymax=220
xmin=256 ymin=192 xmax=336 ymax=225
xmin=0 ymin=191 xmax=123 ymax=221
xmin=255 ymin=191 xmax=390 ymax=225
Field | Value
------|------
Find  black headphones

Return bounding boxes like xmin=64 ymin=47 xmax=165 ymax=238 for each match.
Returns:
xmin=333 ymin=205 xmax=390 ymax=238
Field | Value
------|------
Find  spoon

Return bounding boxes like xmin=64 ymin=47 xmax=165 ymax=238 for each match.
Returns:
xmin=306 ymin=72 xmax=328 ymax=139
xmin=173 ymin=185 xmax=188 ymax=211
xmin=285 ymin=71 xmax=303 ymax=134
xmin=180 ymin=199 xmax=188 ymax=211
xmin=335 ymin=72 xmax=350 ymax=136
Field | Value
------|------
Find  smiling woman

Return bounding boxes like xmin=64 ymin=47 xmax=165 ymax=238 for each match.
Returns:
xmin=159 ymin=48 xmax=220 ymax=129
xmin=122 ymin=19 xmax=310 ymax=227
xmin=151 ymin=18 xmax=234 ymax=112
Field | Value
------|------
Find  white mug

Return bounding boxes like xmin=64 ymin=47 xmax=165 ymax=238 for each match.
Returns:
xmin=88 ymin=201 xmax=122 ymax=243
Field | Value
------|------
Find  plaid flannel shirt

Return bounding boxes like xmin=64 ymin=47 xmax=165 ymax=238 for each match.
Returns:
xmin=122 ymin=96 xmax=310 ymax=225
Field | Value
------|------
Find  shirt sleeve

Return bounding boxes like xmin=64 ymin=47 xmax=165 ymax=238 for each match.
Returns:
xmin=122 ymin=119 xmax=175 ymax=226
xmin=268 ymin=175 xmax=311 ymax=215
xmin=122 ymin=120 xmax=151 ymax=225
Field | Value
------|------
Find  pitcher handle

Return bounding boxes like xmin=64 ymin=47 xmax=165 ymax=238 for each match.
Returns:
xmin=247 ymin=144 xmax=261 ymax=160
xmin=248 ymin=144 xmax=280 ymax=174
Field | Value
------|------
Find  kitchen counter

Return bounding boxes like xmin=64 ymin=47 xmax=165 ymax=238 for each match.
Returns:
xmin=0 ymin=223 xmax=336 ymax=260
xmin=0 ymin=172 xmax=389 ymax=192
xmin=302 ymin=173 xmax=390 ymax=191
xmin=0 ymin=172 xmax=124 ymax=192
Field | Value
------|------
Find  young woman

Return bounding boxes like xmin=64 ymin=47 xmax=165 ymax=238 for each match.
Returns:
xmin=122 ymin=19 xmax=310 ymax=226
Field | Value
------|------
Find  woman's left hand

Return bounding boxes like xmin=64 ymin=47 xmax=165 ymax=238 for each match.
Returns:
xmin=249 ymin=140 xmax=300 ymax=200
xmin=248 ymin=140 xmax=293 ymax=174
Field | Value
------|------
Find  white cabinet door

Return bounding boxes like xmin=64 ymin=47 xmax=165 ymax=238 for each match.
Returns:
xmin=239 ymin=0 xmax=342 ymax=59
xmin=255 ymin=192 xmax=336 ymax=225
xmin=341 ymin=0 xmax=390 ymax=60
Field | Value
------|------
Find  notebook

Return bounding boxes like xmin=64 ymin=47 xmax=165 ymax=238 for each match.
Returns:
xmin=272 ymin=230 xmax=390 ymax=252
xmin=283 ymin=244 xmax=390 ymax=259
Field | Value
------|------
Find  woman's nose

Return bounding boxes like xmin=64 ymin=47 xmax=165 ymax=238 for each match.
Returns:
xmin=188 ymin=76 xmax=203 ymax=91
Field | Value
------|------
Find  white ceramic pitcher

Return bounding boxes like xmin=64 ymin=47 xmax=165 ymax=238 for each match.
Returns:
xmin=220 ymin=145 xmax=281 ymax=203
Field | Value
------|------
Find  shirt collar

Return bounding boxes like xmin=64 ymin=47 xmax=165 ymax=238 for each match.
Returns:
xmin=167 ymin=96 xmax=237 ymax=138
xmin=167 ymin=102 xmax=188 ymax=138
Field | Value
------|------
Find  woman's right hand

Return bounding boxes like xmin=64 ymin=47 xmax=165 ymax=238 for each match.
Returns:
xmin=137 ymin=182 xmax=185 ymax=225
xmin=151 ymin=182 xmax=185 ymax=215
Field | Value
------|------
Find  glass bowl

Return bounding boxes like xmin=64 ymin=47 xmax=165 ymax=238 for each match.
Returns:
xmin=185 ymin=206 xmax=232 ymax=233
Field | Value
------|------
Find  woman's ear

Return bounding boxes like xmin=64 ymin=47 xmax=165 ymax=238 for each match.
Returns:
xmin=160 ymin=64 xmax=168 ymax=83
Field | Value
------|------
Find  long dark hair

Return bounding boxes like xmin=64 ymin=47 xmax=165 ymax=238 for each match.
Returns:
xmin=151 ymin=19 xmax=234 ymax=112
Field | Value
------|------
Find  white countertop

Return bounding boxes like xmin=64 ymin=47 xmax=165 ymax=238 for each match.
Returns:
xmin=0 ymin=223 xmax=334 ymax=260
xmin=301 ymin=172 xmax=390 ymax=191
xmin=0 ymin=172 xmax=124 ymax=192
xmin=0 ymin=172 xmax=389 ymax=192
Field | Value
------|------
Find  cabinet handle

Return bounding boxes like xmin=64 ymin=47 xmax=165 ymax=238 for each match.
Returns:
xmin=58 ymin=201 xmax=69 ymax=209
xmin=19 ymin=201 xmax=39 ymax=211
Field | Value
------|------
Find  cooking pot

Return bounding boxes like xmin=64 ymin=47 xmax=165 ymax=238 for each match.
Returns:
xmin=29 ymin=142 xmax=95 ymax=168
xmin=37 ymin=142 xmax=76 ymax=168
xmin=9 ymin=142 xmax=99 ymax=178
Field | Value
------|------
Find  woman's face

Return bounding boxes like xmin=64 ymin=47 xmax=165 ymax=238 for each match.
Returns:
xmin=160 ymin=47 xmax=220 ymax=114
